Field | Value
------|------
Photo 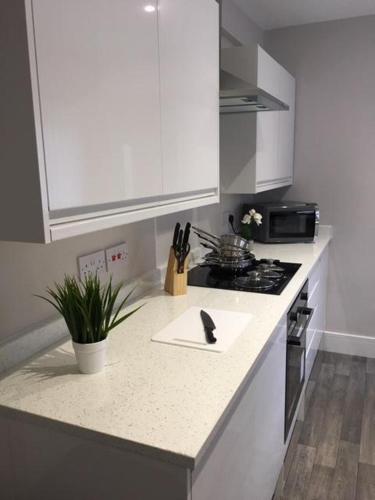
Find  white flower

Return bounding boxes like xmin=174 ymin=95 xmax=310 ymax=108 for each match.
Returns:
xmin=253 ymin=213 xmax=263 ymax=226
xmin=241 ymin=214 xmax=252 ymax=225
xmin=241 ymin=208 xmax=262 ymax=226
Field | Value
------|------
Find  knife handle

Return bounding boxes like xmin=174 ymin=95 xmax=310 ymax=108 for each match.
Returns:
xmin=172 ymin=223 xmax=180 ymax=249
xmin=182 ymin=222 xmax=191 ymax=251
xmin=205 ymin=328 xmax=217 ymax=344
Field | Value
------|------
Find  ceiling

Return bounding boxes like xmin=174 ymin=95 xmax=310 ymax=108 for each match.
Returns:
xmin=231 ymin=0 xmax=375 ymax=30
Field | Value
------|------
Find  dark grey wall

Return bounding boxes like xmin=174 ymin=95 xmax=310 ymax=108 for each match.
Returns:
xmin=265 ymin=15 xmax=375 ymax=337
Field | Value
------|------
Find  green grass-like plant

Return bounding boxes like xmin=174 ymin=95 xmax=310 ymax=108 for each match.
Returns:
xmin=37 ymin=275 xmax=142 ymax=344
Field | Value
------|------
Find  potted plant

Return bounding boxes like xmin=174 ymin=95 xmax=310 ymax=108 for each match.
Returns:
xmin=38 ymin=275 xmax=142 ymax=374
xmin=240 ymin=208 xmax=263 ymax=246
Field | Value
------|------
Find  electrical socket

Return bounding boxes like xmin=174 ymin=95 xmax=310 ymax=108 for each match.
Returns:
xmin=106 ymin=242 xmax=128 ymax=277
xmin=78 ymin=250 xmax=106 ymax=282
xmin=222 ymin=211 xmax=234 ymax=233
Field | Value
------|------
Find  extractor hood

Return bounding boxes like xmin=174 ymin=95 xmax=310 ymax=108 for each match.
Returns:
xmin=220 ymin=45 xmax=290 ymax=114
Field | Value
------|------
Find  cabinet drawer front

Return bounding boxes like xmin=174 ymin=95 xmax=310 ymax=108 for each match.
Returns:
xmin=33 ymin=0 xmax=163 ymax=211
xmin=159 ymin=0 xmax=219 ymax=195
xmin=308 ymin=248 xmax=329 ymax=300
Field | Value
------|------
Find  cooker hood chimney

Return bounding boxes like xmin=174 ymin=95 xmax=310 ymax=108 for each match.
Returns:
xmin=220 ymin=45 xmax=289 ymax=114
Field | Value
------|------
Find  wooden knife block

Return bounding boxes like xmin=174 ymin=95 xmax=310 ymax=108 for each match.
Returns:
xmin=164 ymin=247 xmax=189 ymax=296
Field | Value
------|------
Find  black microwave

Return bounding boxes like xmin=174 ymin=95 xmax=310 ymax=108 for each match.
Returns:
xmin=244 ymin=202 xmax=320 ymax=243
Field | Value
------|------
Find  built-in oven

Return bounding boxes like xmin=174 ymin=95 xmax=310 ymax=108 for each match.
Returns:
xmin=285 ymin=280 xmax=314 ymax=441
xmin=244 ymin=202 xmax=319 ymax=243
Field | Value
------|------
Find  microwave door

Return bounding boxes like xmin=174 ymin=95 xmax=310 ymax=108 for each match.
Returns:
xmin=269 ymin=210 xmax=316 ymax=241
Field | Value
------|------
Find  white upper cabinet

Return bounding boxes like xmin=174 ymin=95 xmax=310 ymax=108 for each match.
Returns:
xmin=0 ymin=0 xmax=219 ymax=243
xmin=158 ymin=0 xmax=219 ymax=195
xmin=33 ymin=0 xmax=163 ymax=211
xmin=220 ymin=45 xmax=295 ymax=194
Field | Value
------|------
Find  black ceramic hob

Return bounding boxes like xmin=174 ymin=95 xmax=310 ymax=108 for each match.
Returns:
xmin=188 ymin=259 xmax=301 ymax=295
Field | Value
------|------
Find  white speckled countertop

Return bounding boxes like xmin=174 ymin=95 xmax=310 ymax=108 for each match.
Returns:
xmin=0 ymin=227 xmax=332 ymax=469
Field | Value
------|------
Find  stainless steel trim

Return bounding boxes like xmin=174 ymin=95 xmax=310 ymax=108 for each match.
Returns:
xmin=220 ymin=70 xmax=289 ymax=113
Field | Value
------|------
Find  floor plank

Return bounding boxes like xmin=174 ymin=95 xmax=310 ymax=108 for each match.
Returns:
xmin=304 ymin=380 xmax=316 ymax=413
xmin=356 ymin=463 xmax=375 ymax=500
xmin=314 ymin=374 xmax=348 ymax=467
xmin=359 ymin=374 xmax=375 ymax=465
xmin=340 ymin=356 xmax=366 ymax=444
xmin=335 ymin=354 xmax=353 ymax=376
xmin=328 ymin=440 xmax=359 ymax=500
xmin=305 ymin=465 xmax=333 ymax=500
xmin=283 ymin=444 xmax=316 ymax=500
xmin=309 ymin=350 xmax=323 ymax=382
xmin=299 ymin=363 xmax=335 ymax=447
xmin=284 ymin=420 xmax=303 ymax=484
xmin=280 ymin=353 xmax=375 ymax=500
xmin=321 ymin=350 xmax=338 ymax=365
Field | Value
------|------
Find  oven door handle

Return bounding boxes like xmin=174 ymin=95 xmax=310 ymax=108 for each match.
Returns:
xmin=288 ymin=307 xmax=314 ymax=344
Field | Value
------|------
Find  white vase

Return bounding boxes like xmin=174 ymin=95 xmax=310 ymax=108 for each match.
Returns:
xmin=72 ymin=338 xmax=108 ymax=374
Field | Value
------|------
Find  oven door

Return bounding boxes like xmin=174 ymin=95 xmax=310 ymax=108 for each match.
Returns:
xmin=269 ymin=209 xmax=318 ymax=242
xmin=285 ymin=307 xmax=313 ymax=441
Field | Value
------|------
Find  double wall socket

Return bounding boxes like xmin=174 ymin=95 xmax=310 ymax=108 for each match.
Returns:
xmin=78 ymin=242 xmax=128 ymax=281
xmin=78 ymin=250 xmax=106 ymax=281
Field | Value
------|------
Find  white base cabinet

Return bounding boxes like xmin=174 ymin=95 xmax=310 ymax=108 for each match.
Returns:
xmin=220 ymin=45 xmax=295 ymax=194
xmin=192 ymin=316 xmax=286 ymax=500
xmin=0 ymin=0 xmax=219 ymax=243
xmin=306 ymin=247 xmax=329 ymax=381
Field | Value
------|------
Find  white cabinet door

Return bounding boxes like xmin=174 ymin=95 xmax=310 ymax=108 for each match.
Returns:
xmin=256 ymin=61 xmax=295 ymax=190
xmin=277 ymin=68 xmax=295 ymax=182
xmin=255 ymin=111 xmax=280 ymax=188
xmin=158 ymin=0 xmax=219 ymax=195
xmin=32 ymin=0 xmax=163 ymax=211
xmin=192 ymin=318 xmax=286 ymax=500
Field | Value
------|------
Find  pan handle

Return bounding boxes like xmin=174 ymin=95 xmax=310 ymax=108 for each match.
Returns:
xmin=192 ymin=226 xmax=221 ymax=242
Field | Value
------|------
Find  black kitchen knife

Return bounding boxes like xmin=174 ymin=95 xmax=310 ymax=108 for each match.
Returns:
xmin=177 ymin=222 xmax=191 ymax=273
xmin=200 ymin=310 xmax=217 ymax=344
xmin=176 ymin=229 xmax=183 ymax=253
xmin=182 ymin=222 xmax=191 ymax=252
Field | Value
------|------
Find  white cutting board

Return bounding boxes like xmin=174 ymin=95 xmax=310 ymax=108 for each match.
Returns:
xmin=152 ymin=307 xmax=252 ymax=353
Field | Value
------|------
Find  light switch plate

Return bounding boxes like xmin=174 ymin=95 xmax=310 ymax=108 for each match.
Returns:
xmin=106 ymin=242 xmax=128 ymax=277
xmin=78 ymin=250 xmax=106 ymax=282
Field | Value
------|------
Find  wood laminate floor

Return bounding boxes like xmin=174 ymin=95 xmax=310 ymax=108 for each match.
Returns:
xmin=277 ymin=351 xmax=375 ymax=500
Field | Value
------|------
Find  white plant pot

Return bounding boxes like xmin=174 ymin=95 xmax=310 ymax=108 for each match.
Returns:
xmin=72 ymin=338 xmax=108 ymax=374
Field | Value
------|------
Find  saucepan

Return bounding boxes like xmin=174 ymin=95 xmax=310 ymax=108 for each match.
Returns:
xmin=192 ymin=225 xmax=251 ymax=259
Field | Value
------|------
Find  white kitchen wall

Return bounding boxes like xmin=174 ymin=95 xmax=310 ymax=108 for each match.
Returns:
xmin=0 ymin=220 xmax=156 ymax=343
xmin=265 ymin=15 xmax=375 ymax=338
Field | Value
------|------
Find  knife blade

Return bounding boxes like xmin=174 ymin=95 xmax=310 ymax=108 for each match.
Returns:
xmin=200 ymin=310 xmax=217 ymax=344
